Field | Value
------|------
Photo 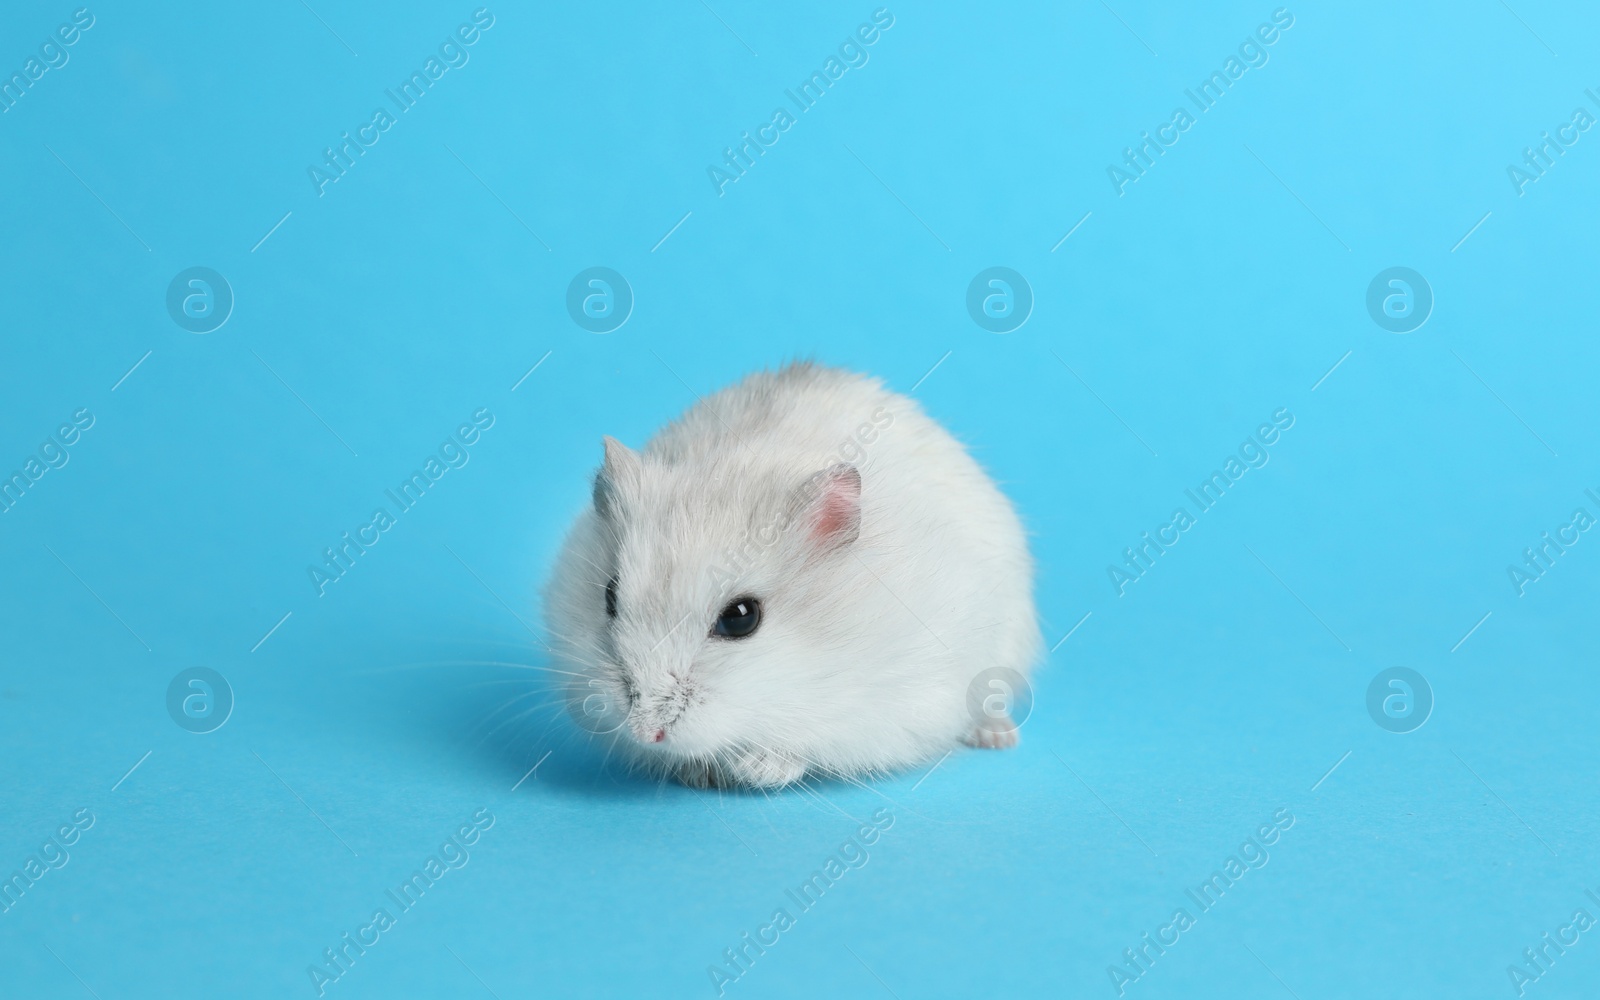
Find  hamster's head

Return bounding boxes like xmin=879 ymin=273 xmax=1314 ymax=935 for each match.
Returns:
xmin=544 ymin=436 xmax=866 ymax=783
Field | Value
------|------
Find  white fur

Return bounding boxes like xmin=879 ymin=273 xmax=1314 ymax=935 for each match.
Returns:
xmin=543 ymin=362 xmax=1040 ymax=787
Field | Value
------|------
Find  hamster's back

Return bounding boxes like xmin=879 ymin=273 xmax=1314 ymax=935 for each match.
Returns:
xmin=644 ymin=362 xmax=888 ymax=469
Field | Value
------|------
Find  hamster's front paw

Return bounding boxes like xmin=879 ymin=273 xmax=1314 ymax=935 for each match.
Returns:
xmin=675 ymin=760 xmax=717 ymax=788
xmin=725 ymin=749 xmax=806 ymax=788
xmin=673 ymin=753 xmax=803 ymax=789
xmin=964 ymin=721 xmax=1019 ymax=749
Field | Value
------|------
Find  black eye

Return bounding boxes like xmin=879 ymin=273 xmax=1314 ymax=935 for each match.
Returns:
xmin=605 ymin=577 xmax=618 ymax=618
xmin=713 ymin=597 xmax=761 ymax=639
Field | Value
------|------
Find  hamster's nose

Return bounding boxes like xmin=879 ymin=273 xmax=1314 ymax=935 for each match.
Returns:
xmin=629 ymin=717 xmax=667 ymax=744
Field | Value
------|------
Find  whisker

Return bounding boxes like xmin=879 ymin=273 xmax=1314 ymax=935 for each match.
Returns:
xmin=352 ymin=657 xmax=582 ymax=677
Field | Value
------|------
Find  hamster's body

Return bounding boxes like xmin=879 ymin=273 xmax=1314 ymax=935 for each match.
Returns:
xmin=544 ymin=363 xmax=1039 ymax=787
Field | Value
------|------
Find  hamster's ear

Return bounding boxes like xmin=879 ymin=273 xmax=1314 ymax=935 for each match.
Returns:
xmin=789 ymin=463 xmax=861 ymax=552
xmin=593 ymin=436 xmax=642 ymax=518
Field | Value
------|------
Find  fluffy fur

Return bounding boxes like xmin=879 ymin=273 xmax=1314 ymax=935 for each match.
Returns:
xmin=543 ymin=363 xmax=1039 ymax=787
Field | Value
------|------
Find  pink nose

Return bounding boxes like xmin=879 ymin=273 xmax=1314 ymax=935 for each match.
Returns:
xmin=650 ymin=729 xmax=665 ymax=743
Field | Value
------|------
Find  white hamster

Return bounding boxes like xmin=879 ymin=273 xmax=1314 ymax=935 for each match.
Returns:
xmin=544 ymin=362 xmax=1040 ymax=788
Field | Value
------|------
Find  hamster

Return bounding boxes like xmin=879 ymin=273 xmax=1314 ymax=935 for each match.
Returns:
xmin=543 ymin=362 xmax=1040 ymax=788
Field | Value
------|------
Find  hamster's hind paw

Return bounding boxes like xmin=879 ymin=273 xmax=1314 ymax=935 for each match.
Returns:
xmin=964 ymin=722 xmax=1019 ymax=749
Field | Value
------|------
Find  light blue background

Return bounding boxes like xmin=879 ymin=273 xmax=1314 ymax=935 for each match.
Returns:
xmin=2 ymin=1 xmax=1596 ymax=997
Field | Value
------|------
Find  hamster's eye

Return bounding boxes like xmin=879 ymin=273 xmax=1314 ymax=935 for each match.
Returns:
xmin=605 ymin=577 xmax=618 ymax=618
xmin=713 ymin=597 xmax=761 ymax=639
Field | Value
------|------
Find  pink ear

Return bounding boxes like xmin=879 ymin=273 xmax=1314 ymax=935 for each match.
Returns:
xmin=802 ymin=464 xmax=861 ymax=550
